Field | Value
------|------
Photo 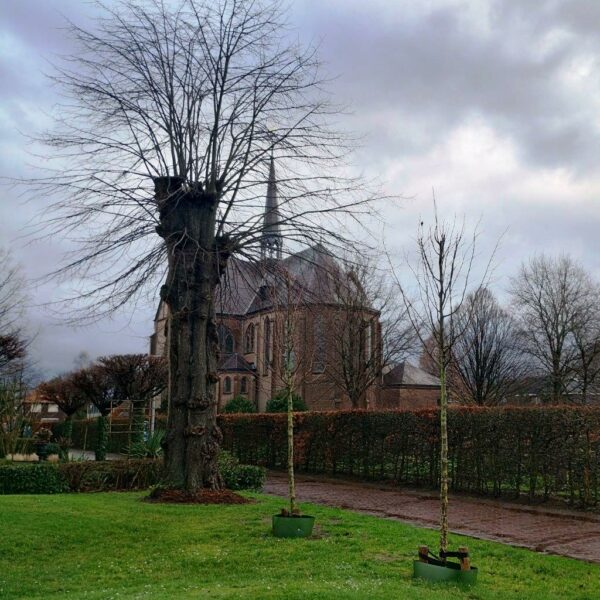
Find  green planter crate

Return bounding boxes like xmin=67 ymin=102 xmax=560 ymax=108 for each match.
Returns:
xmin=272 ymin=514 xmax=315 ymax=538
xmin=413 ymin=546 xmax=478 ymax=586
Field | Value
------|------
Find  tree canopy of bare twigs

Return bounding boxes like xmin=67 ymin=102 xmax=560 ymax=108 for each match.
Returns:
xmin=510 ymin=254 xmax=600 ymax=403
xmin=451 ymin=288 xmax=524 ymax=406
xmin=0 ymin=249 xmax=28 ymax=378
xmin=97 ymin=354 xmax=167 ymax=406
xmin=28 ymin=0 xmax=375 ymax=490
xmin=392 ymin=205 xmax=494 ymax=556
xmin=37 ymin=375 xmax=87 ymax=418
xmin=32 ymin=0 xmax=369 ymax=318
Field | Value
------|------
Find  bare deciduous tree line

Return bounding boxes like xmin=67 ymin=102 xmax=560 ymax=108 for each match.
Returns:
xmin=418 ymin=253 xmax=600 ymax=406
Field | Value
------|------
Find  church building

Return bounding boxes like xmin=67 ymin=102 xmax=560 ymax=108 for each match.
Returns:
xmin=150 ymin=159 xmax=440 ymax=412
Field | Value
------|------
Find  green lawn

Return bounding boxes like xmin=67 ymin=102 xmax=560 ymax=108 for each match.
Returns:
xmin=1 ymin=492 xmax=598 ymax=599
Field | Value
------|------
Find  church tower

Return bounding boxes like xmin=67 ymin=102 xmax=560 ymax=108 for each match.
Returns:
xmin=260 ymin=155 xmax=283 ymax=261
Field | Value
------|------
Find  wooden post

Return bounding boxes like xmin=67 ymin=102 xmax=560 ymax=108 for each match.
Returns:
xmin=458 ymin=546 xmax=470 ymax=571
xmin=418 ymin=546 xmax=429 ymax=563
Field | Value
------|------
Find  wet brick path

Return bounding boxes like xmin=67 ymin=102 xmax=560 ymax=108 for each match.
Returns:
xmin=265 ymin=471 xmax=600 ymax=563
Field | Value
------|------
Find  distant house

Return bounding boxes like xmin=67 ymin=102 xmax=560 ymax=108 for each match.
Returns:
xmin=23 ymin=390 xmax=65 ymax=425
xmin=377 ymin=361 xmax=441 ymax=410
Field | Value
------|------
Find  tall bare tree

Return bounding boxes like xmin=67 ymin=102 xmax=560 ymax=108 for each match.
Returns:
xmin=30 ymin=0 xmax=372 ymax=490
xmin=510 ymin=255 xmax=595 ymax=403
xmin=393 ymin=206 xmax=492 ymax=557
xmin=328 ymin=255 xmax=415 ymax=408
xmin=274 ymin=270 xmax=304 ymax=515
xmin=452 ymin=288 xmax=524 ymax=406
xmin=572 ymin=303 xmax=600 ymax=404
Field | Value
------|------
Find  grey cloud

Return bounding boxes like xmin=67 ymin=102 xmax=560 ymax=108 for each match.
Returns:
xmin=298 ymin=0 xmax=600 ymax=172
xmin=4 ymin=0 xmax=600 ymax=375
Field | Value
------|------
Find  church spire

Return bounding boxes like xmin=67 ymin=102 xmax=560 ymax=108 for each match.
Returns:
xmin=261 ymin=154 xmax=283 ymax=261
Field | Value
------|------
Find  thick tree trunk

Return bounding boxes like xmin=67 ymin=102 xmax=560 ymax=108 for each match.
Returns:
xmin=155 ymin=177 xmax=227 ymax=491
xmin=60 ymin=415 xmax=74 ymax=461
xmin=63 ymin=415 xmax=74 ymax=445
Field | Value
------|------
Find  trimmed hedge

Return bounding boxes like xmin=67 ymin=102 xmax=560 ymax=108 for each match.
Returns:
xmin=0 ymin=464 xmax=70 ymax=494
xmin=0 ymin=455 xmax=265 ymax=494
xmin=219 ymin=407 xmax=600 ymax=508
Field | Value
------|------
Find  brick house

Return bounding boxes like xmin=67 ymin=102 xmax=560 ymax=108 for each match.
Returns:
xmin=23 ymin=389 xmax=65 ymax=426
xmin=378 ymin=362 xmax=441 ymax=409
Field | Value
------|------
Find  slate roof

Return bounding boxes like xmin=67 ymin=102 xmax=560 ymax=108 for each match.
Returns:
xmin=383 ymin=362 xmax=441 ymax=388
xmin=218 ymin=352 xmax=256 ymax=373
xmin=216 ymin=243 xmax=343 ymax=316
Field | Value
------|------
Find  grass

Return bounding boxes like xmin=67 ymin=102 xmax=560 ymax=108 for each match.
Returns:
xmin=1 ymin=492 xmax=599 ymax=599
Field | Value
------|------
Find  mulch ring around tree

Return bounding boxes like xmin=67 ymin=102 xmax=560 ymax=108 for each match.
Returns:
xmin=145 ymin=487 xmax=252 ymax=505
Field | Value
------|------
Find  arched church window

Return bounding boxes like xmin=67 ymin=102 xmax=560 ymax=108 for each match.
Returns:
xmin=364 ymin=319 xmax=372 ymax=362
xmin=245 ymin=323 xmax=255 ymax=353
xmin=224 ymin=376 xmax=232 ymax=394
xmin=313 ymin=316 xmax=325 ymax=373
xmin=263 ymin=318 xmax=272 ymax=374
xmin=218 ymin=324 xmax=235 ymax=354
xmin=240 ymin=377 xmax=248 ymax=394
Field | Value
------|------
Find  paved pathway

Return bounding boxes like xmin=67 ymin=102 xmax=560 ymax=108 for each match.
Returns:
xmin=265 ymin=471 xmax=600 ymax=563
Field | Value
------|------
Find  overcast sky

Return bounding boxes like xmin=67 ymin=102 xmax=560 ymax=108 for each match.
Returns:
xmin=2 ymin=0 xmax=600 ymax=377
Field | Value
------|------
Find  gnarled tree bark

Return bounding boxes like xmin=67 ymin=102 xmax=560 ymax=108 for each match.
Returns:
xmin=155 ymin=176 xmax=229 ymax=490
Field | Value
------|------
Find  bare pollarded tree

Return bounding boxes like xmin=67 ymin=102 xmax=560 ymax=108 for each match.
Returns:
xmin=37 ymin=374 xmax=87 ymax=447
xmin=28 ymin=0 xmax=375 ymax=491
xmin=451 ymin=288 xmax=525 ymax=406
xmin=510 ymin=255 xmax=597 ymax=403
xmin=97 ymin=354 xmax=167 ymax=446
xmin=393 ymin=205 xmax=493 ymax=558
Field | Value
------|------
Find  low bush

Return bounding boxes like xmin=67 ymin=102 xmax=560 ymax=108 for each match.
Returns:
xmin=128 ymin=430 xmax=165 ymax=459
xmin=265 ymin=391 xmax=306 ymax=413
xmin=223 ymin=396 xmax=256 ymax=414
xmin=218 ymin=451 xmax=265 ymax=491
xmin=0 ymin=463 xmax=69 ymax=494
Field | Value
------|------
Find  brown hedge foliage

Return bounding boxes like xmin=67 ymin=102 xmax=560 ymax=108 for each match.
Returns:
xmin=219 ymin=407 xmax=600 ymax=508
